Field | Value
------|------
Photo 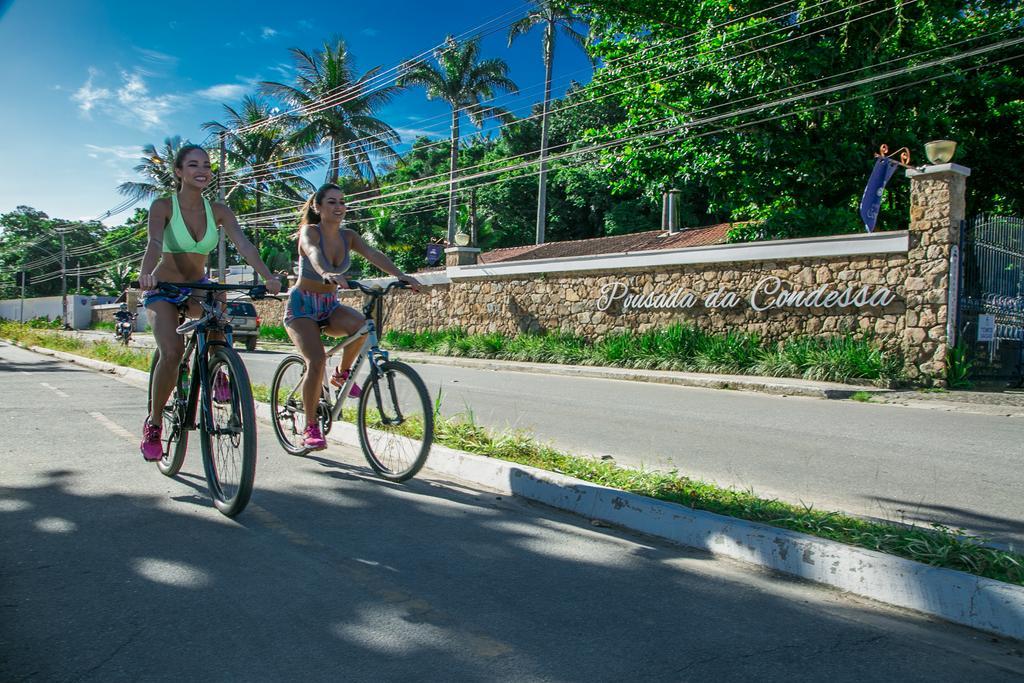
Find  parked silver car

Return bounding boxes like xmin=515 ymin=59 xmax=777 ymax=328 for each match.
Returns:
xmin=226 ymin=300 xmax=260 ymax=351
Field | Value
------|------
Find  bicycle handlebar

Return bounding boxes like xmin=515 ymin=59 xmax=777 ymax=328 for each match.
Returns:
xmin=156 ymin=282 xmax=271 ymax=300
xmin=345 ymin=279 xmax=411 ymax=296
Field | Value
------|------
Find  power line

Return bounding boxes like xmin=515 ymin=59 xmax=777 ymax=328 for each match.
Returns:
xmin=237 ymin=36 xmax=1024 ymax=230
xmin=232 ymin=0 xmax=901 ymax=192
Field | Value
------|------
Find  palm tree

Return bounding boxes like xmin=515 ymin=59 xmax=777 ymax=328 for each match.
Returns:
xmin=261 ymin=38 xmax=402 ymax=186
xmin=202 ymin=95 xmax=319 ymax=252
xmin=117 ymin=136 xmax=188 ymax=202
xmin=398 ymin=35 xmax=519 ymax=244
xmin=508 ymin=2 xmax=589 ymax=244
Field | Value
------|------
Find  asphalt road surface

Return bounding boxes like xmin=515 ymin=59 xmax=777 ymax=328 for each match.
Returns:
xmin=234 ymin=347 xmax=1024 ymax=549
xmin=2 ymin=340 xmax=1022 ymax=681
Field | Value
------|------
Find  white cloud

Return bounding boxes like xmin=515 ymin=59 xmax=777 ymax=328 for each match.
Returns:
xmin=268 ymin=63 xmax=293 ymax=80
xmin=71 ymin=68 xmax=183 ymax=130
xmin=395 ymin=127 xmax=443 ymax=141
xmin=297 ymin=19 xmax=312 ymax=30
xmin=361 ymin=28 xmax=380 ymax=37
xmin=85 ymin=144 xmax=140 ymax=160
xmin=196 ymin=83 xmax=249 ymax=101
xmin=115 ymin=70 xmax=182 ymax=129
xmin=261 ymin=26 xmax=278 ymax=39
xmin=71 ymin=68 xmax=111 ymax=115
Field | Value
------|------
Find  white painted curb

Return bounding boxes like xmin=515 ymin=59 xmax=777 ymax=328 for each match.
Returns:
xmin=9 ymin=339 xmax=1024 ymax=641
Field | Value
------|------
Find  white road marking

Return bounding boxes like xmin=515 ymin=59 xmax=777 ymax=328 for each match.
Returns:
xmin=90 ymin=411 xmax=135 ymax=442
xmin=40 ymin=382 xmax=70 ymax=398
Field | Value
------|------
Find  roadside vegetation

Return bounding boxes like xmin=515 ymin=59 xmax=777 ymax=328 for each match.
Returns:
xmin=384 ymin=325 xmax=905 ymax=385
xmin=0 ymin=320 xmax=152 ymax=371
xmin=7 ymin=323 xmax=1019 ymax=585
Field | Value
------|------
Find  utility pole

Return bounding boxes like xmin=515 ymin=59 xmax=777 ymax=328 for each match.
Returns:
xmin=19 ymin=268 xmax=26 ymax=323
xmin=218 ymin=131 xmax=227 ymax=283
xmin=470 ymin=187 xmax=479 ymax=246
xmin=76 ymin=262 xmax=81 ymax=294
xmin=60 ymin=230 xmax=68 ymax=329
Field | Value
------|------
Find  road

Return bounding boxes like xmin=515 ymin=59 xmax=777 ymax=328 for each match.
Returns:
xmin=2 ymin=340 xmax=1022 ymax=681
xmin=230 ymin=347 xmax=1024 ymax=549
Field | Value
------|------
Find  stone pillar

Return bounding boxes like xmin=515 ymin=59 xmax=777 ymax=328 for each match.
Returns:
xmin=903 ymin=163 xmax=970 ymax=384
xmin=445 ymin=246 xmax=481 ymax=267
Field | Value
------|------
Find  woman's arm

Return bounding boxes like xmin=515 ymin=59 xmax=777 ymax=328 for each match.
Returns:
xmin=347 ymin=229 xmax=423 ymax=291
xmin=215 ymin=203 xmax=282 ymax=293
xmin=138 ymin=199 xmax=169 ymax=290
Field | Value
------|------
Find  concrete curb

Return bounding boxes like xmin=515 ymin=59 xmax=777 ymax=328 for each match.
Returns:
xmin=8 ymin=339 xmax=1023 ymax=641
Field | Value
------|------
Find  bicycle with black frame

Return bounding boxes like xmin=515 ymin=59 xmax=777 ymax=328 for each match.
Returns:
xmin=146 ymin=281 xmax=269 ymax=517
xmin=269 ymin=279 xmax=433 ymax=481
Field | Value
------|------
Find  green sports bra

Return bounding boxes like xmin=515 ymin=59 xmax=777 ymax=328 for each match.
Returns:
xmin=163 ymin=194 xmax=220 ymax=254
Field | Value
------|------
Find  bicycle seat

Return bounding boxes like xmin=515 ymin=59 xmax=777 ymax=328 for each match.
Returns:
xmin=176 ymin=318 xmax=205 ymax=335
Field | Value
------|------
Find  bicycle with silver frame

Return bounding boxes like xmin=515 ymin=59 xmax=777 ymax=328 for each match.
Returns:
xmin=269 ymin=278 xmax=433 ymax=481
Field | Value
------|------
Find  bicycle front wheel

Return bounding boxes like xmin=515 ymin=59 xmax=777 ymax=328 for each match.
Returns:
xmin=269 ymin=354 xmax=311 ymax=456
xmin=357 ymin=361 xmax=433 ymax=482
xmin=199 ymin=345 xmax=257 ymax=517
xmin=147 ymin=349 xmax=189 ymax=477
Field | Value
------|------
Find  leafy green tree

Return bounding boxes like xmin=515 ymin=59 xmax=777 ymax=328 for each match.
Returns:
xmin=398 ymin=35 xmax=519 ymax=243
xmin=91 ymin=263 xmax=138 ymax=297
xmin=508 ymin=0 xmax=590 ymax=243
xmin=572 ymin=0 xmax=1024 ymax=239
xmin=203 ymin=95 xmax=319 ymax=252
xmin=261 ymin=38 xmax=402 ymax=185
xmin=116 ymin=136 xmax=190 ymax=202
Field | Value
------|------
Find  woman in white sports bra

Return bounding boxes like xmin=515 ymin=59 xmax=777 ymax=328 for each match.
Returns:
xmin=285 ymin=183 xmax=422 ymax=450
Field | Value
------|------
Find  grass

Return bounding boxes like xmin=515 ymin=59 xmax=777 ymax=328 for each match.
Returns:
xmin=91 ymin=321 xmax=116 ymax=332
xmin=9 ymin=322 xmax=1021 ymax=586
xmin=384 ymin=325 xmax=905 ymax=386
xmin=850 ymin=391 xmax=874 ymax=403
xmin=259 ymin=323 xmax=290 ymax=343
xmin=1 ymin=320 xmax=153 ymax=372
xmin=259 ymin=323 xmax=338 ymax=345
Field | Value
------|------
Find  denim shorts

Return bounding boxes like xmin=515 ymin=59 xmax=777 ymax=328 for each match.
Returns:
xmin=143 ymin=277 xmax=212 ymax=308
xmin=284 ymin=287 xmax=341 ymax=327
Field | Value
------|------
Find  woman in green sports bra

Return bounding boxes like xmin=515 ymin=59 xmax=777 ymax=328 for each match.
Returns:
xmin=136 ymin=144 xmax=282 ymax=462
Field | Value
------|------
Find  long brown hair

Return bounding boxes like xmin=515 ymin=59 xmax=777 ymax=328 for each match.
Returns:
xmin=173 ymin=144 xmax=207 ymax=191
xmin=298 ymin=183 xmax=344 ymax=226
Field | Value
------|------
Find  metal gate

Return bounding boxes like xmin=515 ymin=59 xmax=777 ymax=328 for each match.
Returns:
xmin=957 ymin=214 xmax=1024 ymax=384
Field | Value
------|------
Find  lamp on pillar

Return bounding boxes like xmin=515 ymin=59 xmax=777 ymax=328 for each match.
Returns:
xmin=924 ymin=140 xmax=957 ymax=165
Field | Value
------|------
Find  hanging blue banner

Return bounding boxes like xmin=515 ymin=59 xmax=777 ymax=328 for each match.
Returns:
xmin=859 ymin=157 xmax=899 ymax=233
xmin=426 ymin=243 xmax=443 ymax=266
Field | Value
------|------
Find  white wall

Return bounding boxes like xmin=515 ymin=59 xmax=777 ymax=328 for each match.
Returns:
xmin=0 ymin=295 xmax=116 ymax=328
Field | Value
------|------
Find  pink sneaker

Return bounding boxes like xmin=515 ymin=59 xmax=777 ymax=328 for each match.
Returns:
xmin=302 ymin=424 xmax=327 ymax=451
xmin=140 ymin=418 xmax=163 ymax=462
xmin=213 ymin=371 xmax=232 ymax=403
xmin=330 ymin=368 xmax=362 ymax=398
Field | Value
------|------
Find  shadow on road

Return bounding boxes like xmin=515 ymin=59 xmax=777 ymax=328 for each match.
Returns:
xmin=3 ymin=457 xmax=1022 ymax=681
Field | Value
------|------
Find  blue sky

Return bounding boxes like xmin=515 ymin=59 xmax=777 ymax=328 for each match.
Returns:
xmin=0 ymin=0 xmax=593 ymax=225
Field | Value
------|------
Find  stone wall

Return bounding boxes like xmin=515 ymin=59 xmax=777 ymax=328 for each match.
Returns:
xmin=252 ymin=165 xmax=967 ymax=385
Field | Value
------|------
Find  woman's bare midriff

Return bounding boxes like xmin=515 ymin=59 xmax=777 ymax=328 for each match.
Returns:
xmin=152 ymin=252 xmax=209 ymax=283
xmin=297 ymin=276 xmax=338 ymax=294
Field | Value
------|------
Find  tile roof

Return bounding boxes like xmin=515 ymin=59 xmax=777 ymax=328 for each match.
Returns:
xmin=478 ymin=224 xmax=736 ymax=264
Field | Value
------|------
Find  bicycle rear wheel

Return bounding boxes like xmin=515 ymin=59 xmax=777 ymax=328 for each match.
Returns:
xmin=147 ymin=349 xmax=189 ymax=477
xmin=270 ymin=354 xmax=312 ymax=456
xmin=357 ymin=360 xmax=433 ymax=482
xmin=199 ymin=345 xmax=256 ymax=517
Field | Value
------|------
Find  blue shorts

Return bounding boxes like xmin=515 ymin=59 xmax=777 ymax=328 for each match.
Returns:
xmin=284 ymin=287 xmax=341 ymax=327
xmin=143 ymin=278 xmax=213 ymax=308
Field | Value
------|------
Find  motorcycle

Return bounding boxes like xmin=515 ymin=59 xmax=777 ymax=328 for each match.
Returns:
xmin=114 ymin=316 xmax=135 ymax=346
